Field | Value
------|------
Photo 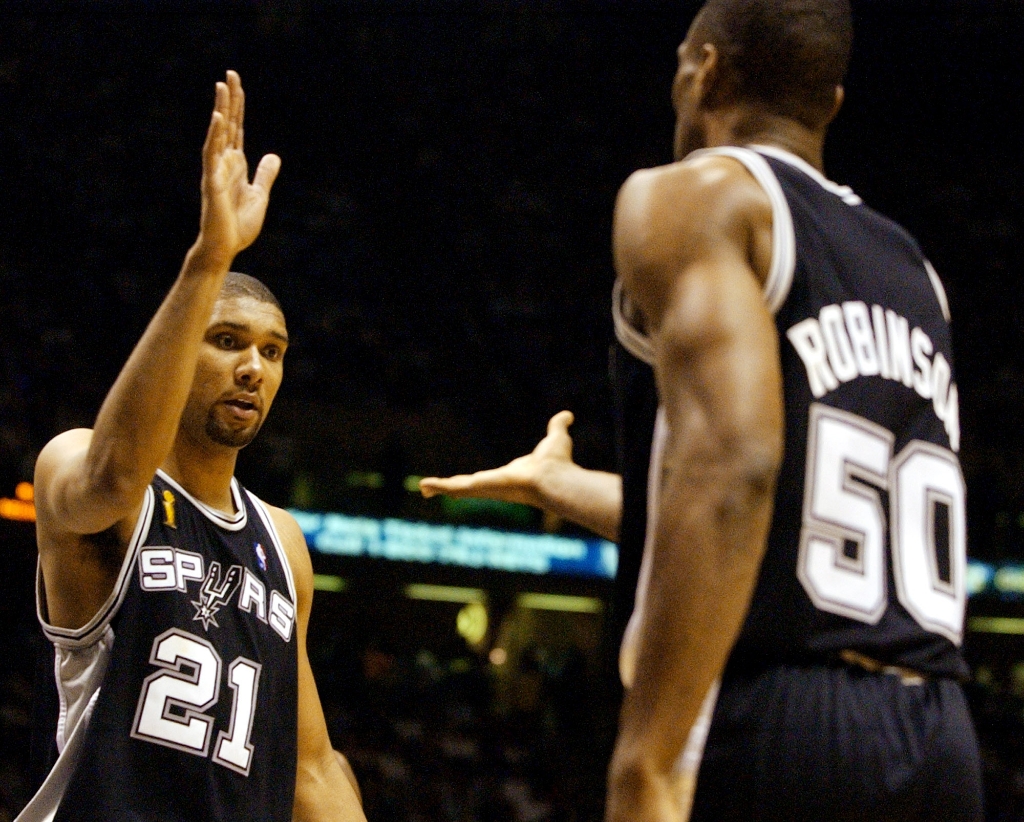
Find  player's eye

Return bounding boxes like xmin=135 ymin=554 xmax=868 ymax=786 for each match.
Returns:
xmin=264 ymin=345 xmax=281 ymax=361
xmin=215 ymin=334 xmax=235 ymax=349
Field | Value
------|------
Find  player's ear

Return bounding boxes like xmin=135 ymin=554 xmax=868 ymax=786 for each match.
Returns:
xmin=824 ymin=85 xmax=845 ymax=126
xmin=692 ymin=43 xmax=722 ymax=106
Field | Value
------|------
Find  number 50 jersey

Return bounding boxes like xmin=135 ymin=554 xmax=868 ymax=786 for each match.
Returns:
xmin=617 ymin=145 xmax=968 ymax=683
xmin=19 ymin=471 xmax=298 ymax=822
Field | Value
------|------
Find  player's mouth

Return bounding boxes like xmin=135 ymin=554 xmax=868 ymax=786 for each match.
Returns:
xmin=223 ymin=396 xmax=260 ymax=421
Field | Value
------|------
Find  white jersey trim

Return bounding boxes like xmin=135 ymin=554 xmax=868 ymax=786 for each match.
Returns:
xmin=20 ymin=484 xmax=154 ymax=822
xmin=612 ymin=278 xmax=655 ymax=365
xmin=749 ymin=143 xmax=863 ymax=206
xmin=156 ymin=469 xmax=248 ymax=531
xmin=246 ymin=491 xmax=297 ymax=607
xmin=612 ymin=145 xmax=798 ymax=362
xmin=14 ymin=679 xmax=105 ymax=822
xmin=690 ymin=146 xmax=797 ymax=314
xmin=923 ymin=259 xmax=952 ymax=322
xmin=38 ymin=486 xmax=155 ymax=648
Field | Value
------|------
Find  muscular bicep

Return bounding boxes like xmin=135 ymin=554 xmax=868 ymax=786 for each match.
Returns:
xmin=36 ymin=428 xmax=146 ymax=538
xmin=655 ymin=253 xmax=783 ymax=474
xmin=613 ymin=158 xmax=783 ymax=475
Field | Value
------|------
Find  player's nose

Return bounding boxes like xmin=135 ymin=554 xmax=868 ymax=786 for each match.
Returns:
xmin=235 ymin=344 xmax=264 ymax=386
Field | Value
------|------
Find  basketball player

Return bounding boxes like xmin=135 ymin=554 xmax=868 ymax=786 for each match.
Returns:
xmin=16 ymin=72 xmax=364 ymax=821
xmin=422 ymin=1 xmax=983 ymax=819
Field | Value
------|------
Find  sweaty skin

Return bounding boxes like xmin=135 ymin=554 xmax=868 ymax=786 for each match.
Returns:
xmin=33 ymin=72 xmax=364 ymax=822
xmin=605 ymin=24 xmax=843 ymax=822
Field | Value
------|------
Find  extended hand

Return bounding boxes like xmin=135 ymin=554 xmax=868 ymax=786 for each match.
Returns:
xmin=419 ymin=410 xmax=576 ymax=508
xmin=197 ymin=70 xmax=281 ymax=264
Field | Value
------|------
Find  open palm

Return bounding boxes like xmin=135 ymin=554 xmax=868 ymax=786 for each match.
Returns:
xmin=419 ymin=411 xmax=576 ymax=507
xmin=199 ymin=71 xmax=280 ymax=260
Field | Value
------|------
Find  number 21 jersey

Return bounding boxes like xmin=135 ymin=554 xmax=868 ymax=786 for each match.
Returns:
xmin=22 ymin=471 xmax=298 ymax=822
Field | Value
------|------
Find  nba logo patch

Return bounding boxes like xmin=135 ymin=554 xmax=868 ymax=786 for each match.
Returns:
xmin=254 ymin=542 xmax=268 ymax=571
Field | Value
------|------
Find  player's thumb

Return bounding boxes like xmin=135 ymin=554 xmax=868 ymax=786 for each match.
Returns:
xmin=253 ymin=154 xmax=282 ymax=194
xmin=547 ymin=410 xmax=574 ymax=437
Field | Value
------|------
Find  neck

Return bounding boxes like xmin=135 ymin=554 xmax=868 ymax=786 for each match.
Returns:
xmin=704 ymin=109 xmax=827 ymax=172
xmin=162 ymin=435 xmax=239 ymax=514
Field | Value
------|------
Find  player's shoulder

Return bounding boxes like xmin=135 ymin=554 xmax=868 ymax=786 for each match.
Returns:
xmin=260 ymin=502 xmax=306 ymax=548
xmin=618 ymin=153 xmax=769 ymax=224
xmin=261 ymin=502 xmax=312 ymax=570
xmin=614 ymin=154 xmax=771 ymax=283
xmin=34 ymin=428 xmax=95 ymax=528
xmin=36 ymin=428 xmax=93 ymax=477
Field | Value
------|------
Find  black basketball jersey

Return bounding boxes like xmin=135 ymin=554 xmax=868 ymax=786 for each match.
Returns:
xmin=25 ymin=471 xmax=298 ymax=822
xmin=614 ymin=145 xmax=969 ymax=682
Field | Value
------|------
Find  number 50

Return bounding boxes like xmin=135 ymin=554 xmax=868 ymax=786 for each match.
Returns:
xmin=797 ymin=404 xmax=967 ymax=644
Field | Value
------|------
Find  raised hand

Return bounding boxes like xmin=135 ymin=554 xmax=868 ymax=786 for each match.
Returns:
xmin=197 ymin=70 xmax=281 ymax=265
xmin=419 ymin=411 xmax=577 ymax=507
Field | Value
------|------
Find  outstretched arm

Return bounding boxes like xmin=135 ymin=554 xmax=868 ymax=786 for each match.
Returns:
xmin=419 ymin=411 xmax=622 ymax=542
xmin=605 ymin=159 xmax=783 ymax=822
xmin=35 ymin=71 xmax=280 ymax=629
xmin=269 ymin=509 xmax=366 ymax=822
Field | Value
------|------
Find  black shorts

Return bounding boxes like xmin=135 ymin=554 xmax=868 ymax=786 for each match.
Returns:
xmin=689 ymin=662 xmax=983 ymax=822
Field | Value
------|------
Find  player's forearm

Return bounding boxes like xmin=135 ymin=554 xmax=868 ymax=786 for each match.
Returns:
xmin=81 ymin=244 xmax=230 ymax=510
xmin=293 ymin=748 xmax=366 ymax=822
xmin=536 ymin=461 xmax=622 ymax=541
xmin=606 ymin=440 xmax=778 ymax=821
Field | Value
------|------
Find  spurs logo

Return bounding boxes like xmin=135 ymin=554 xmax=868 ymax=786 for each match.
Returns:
xmin=191 ymin=562 xmax=243 ymax=630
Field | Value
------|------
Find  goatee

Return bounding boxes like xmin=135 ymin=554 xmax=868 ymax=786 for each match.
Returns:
xmin=205 ymin=414 xmax=261 ymax=448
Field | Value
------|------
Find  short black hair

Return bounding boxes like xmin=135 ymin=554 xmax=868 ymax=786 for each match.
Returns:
xmin=691 ymin=0 xmax=853 ymax=127
xmin=220 ymin=271 xmax=283 ymax=314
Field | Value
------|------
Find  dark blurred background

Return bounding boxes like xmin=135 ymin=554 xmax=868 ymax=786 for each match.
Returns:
xmin=2 ymin=0 xmax=1024 ymax=819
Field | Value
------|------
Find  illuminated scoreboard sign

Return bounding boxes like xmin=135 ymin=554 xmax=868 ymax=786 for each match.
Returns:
xmin=289 ymin=509 xmax=618 ymax=580
xmin=966 ymin=559 xmax=1024 ymax=599
xmin=287 ymin=509 xmax=1014 ymax=592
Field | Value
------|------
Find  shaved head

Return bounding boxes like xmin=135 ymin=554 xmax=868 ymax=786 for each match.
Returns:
xmin=220 ymin=271 xmax=282 ymax=313
xmin=690 ymin=0 xmax=853 ymax=127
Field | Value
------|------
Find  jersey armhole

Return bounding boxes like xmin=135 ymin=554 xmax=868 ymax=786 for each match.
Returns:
xmin=688 ymin=146 xmax=797 ymax=314
xmin=924 ymin=259 xmax=952 ymax=322
xmin=246 ymin=491 xmax=298 ymax=606
xmin=37 ymin=486 xmax=156 ymax=648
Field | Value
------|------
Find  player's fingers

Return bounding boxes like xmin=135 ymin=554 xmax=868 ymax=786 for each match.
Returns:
xmin=252 ymin=154 xmax=282 ymax=195
xmin=419 ymin=475 xmax=464 ymax=498
xmin=226 ymin=70 xmax=243 ymax=149
xmin=419 ymin=473 xmax=494 ymax=499
xmin=214 ymin=79 xmax=229 ymax=123
xmin=202 ymin=111 xmax=226 ymax=176
xmin=201 ymin=109 xmax=221 ymax=170
xmin=546 ymin=410 xmax=575 ymax=437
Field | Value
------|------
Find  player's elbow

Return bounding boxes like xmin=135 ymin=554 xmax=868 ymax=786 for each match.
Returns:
xmin=726 ymin=445 xmax=780 ymax=509
xmin=707 ymin=436 xmax=782 ymax=544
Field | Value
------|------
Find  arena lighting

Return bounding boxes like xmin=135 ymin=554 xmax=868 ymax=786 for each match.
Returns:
xmin=0 ymin=481 xmax=36 ymax=522
xmin=517 ymin=593 xmax=602 ymax=613
xmin=312 ymin=574 xmax=347 ymax=592
xmin=405 ymin=583 xmax=486 ymax=604
xmin=456 ymin=601 xmax=488 ymax=646
xmin=290 ymin=508 xmax=618 ymax=579
xmin=967 ymin=617 xmax=1024 ymax=636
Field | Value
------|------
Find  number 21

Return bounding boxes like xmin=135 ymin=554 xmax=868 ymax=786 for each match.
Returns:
xmin=131 ymin=629 xmax=261 ymax=775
